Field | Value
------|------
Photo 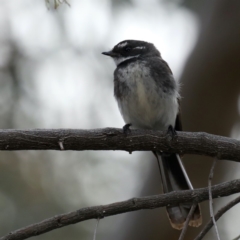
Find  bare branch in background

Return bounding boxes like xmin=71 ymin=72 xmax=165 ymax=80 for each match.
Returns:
xmin=194 ymin=195 xmax=240 ymax=240
xmin=233 ymin=234 xmax=240 ymax=240
xmin=208 ymin=159 xmax=220 ymax=240
xmin=1 ymin=179 xmax=240 ymax=240
xmin=45 ymin=0 xmax=70 ymax=9
xmin=93 ymin=219 xmax=100 ymax=240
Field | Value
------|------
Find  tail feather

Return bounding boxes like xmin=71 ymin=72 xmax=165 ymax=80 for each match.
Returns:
xmin=154 ymin=151 xmax=202 ymax=230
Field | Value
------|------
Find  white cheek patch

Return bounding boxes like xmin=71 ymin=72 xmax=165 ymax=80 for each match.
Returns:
xmin=113 ymin=55 xmax=139 ymax=66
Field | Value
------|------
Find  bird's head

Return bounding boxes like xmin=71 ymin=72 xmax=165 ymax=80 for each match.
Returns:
xmin=102 ymin=40 xmax=160 ymax=66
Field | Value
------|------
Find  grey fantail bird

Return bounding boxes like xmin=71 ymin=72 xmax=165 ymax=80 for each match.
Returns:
xmin=102 ymin=40 xmax=202 ymax=230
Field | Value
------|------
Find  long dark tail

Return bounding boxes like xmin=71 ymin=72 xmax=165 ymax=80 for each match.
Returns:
xmin=154 ymin=151 xmax=202 ymax=230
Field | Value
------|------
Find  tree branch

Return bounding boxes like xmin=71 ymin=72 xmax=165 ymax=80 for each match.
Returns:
xmin=1 ymin=179 xmax=240 ymax=240
xmin=0 ymin=128 xmax=240 ymax=162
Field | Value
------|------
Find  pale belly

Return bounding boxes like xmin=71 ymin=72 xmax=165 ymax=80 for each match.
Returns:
xmin=117 ymin=81 xmax=178 ymax=131
xmin=115 ymin=59 xmax=179 ymax=131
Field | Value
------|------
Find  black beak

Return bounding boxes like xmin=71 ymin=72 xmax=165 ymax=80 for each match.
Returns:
xmin=102 ymin=51 xmax=118 ymax=57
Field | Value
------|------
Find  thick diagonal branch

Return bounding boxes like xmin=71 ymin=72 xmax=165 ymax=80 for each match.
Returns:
xmin=0 ymin=128 xmax=240 ymax=161
xmin=1 ymin=179 xmax=240 ymax=240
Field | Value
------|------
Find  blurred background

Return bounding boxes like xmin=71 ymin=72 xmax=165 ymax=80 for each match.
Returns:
xmin=0 ymin=0 xmax=240 ymax=239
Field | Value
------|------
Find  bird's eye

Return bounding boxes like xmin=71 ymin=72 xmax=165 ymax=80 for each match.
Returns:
xmin=124 ymin=46 xmax=131 ymax=52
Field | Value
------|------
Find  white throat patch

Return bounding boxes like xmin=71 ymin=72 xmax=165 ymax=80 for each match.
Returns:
xmin=113 ymin=55 xmax=139 ymax=66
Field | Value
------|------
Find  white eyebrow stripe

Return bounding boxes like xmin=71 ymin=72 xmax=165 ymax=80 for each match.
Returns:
xmin=117 ymin=42 xmax=128 ymax=48
xmin=134 ymin=46 xmax=145 ymax=49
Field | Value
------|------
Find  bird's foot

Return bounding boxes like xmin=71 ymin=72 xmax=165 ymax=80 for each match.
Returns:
xmin=123 ymin=123 xmax=132 ymax=134
xmin=167 ymin=125 xmax=177 ymax=140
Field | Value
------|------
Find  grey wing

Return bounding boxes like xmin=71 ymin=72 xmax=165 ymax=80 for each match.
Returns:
xmin=146 ymin=57 xmax=177 ymax=94
xmin=175 ymin=98 xmax=182 ymax=131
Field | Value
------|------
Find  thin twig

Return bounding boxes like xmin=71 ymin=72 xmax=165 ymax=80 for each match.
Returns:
xmin=93 ymin=219 xmax=100 ymax=240
xmin=208 ymin=159 xmax=220 ymax=240
xmin=233 ymin=234 xmax=240 ymax=240
xmin=178 ymin=204 xmax=197 ymax=240
xmin=58 ymin=141 xmax=64 ymax=150
xmin=45 ymin=0 xmax=70 ymax=9
xmin=194 ymin=195 xmax=240 ymax=240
